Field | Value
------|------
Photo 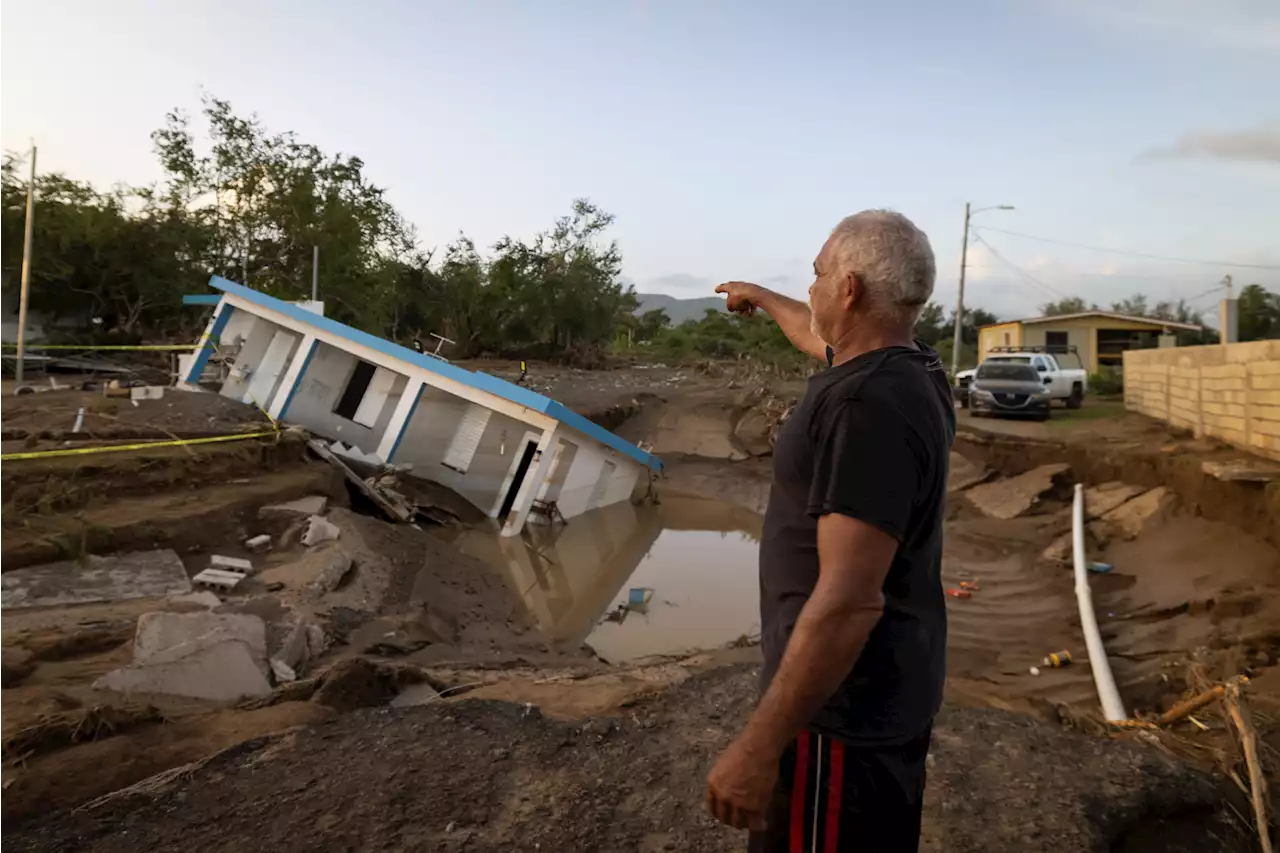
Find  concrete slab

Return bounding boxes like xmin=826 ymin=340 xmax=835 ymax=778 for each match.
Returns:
xmin=133 ymin=611 xmax=269 ymax=677
xmin=390 ymin=683 xmax=440 ymax=707
xmin=1 ymin=550 xmax=191 ymax=610
xmin=966 ymin=463 xmax=1071 ymax=520
xmin=94 ymin=640 xmax=272 ymax=702
xmin=260 ymin=495 xmax=329 ymax=517
xmin=1100 ymin=487 xmax=1172 ymax=539
xmin=302 ymin=515 xmax=341 ymax=547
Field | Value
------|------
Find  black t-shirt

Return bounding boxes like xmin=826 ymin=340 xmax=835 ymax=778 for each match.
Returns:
xmin=759 ymin=343 xmax=955 ymax=744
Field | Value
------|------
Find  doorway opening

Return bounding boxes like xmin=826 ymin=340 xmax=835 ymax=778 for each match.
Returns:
xmin=499 ymin=440 xmax=539 ymax=519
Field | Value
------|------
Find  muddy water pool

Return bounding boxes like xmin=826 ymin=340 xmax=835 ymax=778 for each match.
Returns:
xmin=434 ymin=495 xmax=763 ymax=662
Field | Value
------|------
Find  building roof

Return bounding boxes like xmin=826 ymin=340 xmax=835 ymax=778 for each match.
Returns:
xmin=979 ymin=311 xmax=1202 ymax=332
xmin=206 ymin=276 xmax=661 ymax=471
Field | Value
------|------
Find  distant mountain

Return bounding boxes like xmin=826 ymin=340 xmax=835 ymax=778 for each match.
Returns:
xmin=633 ymin=293 xmax=728 ymax=325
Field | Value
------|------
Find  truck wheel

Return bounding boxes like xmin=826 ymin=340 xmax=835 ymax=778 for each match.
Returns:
xmin=1066 ymin=383 xmax=1084 ymax=409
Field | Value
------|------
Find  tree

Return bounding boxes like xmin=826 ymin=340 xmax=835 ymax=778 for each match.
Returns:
xmin=1238 ymin=284 xmax=1280 ymax=341
xmin=1111 ymin=294 xmax=1149 ymax=317
xmin=913 ymin=302 xmax=946 ymax=345
xmin=1040 ymin=296 xmax=1094 ymax=316
xmin=635 ymin=309 xmax=671 ymax=342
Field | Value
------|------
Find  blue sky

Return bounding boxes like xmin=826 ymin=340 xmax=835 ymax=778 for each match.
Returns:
xmin=3 ymin=0 xmax=1277 ymax=322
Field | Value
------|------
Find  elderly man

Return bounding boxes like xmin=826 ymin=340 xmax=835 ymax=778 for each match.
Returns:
xmin=706 ymin=210 xmax=954 ymax=853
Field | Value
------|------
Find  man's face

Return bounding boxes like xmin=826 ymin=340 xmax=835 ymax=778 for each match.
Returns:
xmin=808 ymin=238 xmax=852 ymax=345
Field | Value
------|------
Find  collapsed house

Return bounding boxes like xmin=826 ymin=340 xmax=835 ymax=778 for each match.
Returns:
xmin=181 ymin=276 xmax=661 ymax=536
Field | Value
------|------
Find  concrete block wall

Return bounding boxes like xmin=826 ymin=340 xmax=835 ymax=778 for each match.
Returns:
xmin=284 ymin=342 xmax=408 ymax=453
xmin=1124 ymin=340 xmax=1280 ymax=461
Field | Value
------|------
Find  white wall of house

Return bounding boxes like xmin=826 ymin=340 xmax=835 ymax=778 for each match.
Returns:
xmin=283 ymin=342 xmax=408 ymax=453
xmin=219 ymin=317 xmax=303 ymax=409
xmin=551 ymin=429 xmax=645 ymax=519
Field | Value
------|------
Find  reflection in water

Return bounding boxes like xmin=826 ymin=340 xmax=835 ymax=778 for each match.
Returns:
xmin=437 ymin=496 xmax=762 ymax=662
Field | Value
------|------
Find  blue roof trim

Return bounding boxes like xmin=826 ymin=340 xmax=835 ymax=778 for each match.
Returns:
xmin=205 ymin=276 xmax=661 ymax=470
xmin=183 ymin=294 xmax=221 ymax=305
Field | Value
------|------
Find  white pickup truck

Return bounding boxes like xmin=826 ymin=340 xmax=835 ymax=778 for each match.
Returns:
xmin=956 ymin=349 xmax=1088 ymax=409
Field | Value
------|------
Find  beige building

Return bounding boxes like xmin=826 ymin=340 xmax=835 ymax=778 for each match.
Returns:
xmin=977 ymin=311 xmax=1201 ymax=374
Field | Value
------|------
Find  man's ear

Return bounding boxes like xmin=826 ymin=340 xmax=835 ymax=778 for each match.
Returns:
xmin=843 ymin=272 xmax=861 ymax=309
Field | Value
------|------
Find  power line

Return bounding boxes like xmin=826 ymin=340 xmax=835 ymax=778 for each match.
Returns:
xmin=970 ymin=234 xmax=1071 ymax=300
xmin=973 ymin=226 xmax=1280 ymax=271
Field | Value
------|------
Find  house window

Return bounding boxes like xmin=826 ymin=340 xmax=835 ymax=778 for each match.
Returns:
xmin=1045 ymin=331 xmax=1068 ymax=351
xmin=442 ymin=404 xmax=492 ymax=474
xmin=334 ymin=360 xmax=376 ymax=420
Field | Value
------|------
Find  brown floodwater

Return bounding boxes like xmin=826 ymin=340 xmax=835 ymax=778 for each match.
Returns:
xmin=434 ymin=495 xmax=763 ymax=662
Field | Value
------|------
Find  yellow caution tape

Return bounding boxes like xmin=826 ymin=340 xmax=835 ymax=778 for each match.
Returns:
xmin=2 ymin=343 xmax=212 ymax=351
xmin=0 ymin=430 xmax=281 ymax=461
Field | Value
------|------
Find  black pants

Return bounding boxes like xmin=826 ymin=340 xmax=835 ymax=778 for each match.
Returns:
xmin=747 ymin=727 xmax=930 ymax=853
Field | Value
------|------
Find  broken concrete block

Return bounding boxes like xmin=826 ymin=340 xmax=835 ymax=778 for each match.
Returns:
xmin=245 ymin=534 xmax=272 ymax=552
xmin=210 ymin=555 xmax=253 ymax=574
xmin=1100 ymin=487 xmax=1172 ymax=539
xmin=94 ymin=640 xmax=272 ymax=702
xmin=260 ymin=495 xmax=329 ymax=518
xmin=306 ymin=624 xmax=328 ymax=658
xmin=270 ymin=658 xmax=297 ymax=683
xmin=307 ymin=550 xmax=354 ymax=595
xmin=965 ymin=463 xmax=1071 ymax=520
xmin=130 ymin=385 xmax=165 ymax=401
xmin=302 ymin=515 xmax=341 ymax=547
xmin=132 ymin=611 xmax=269 ymax=678
xmin=947 ymin=452 xmax=991 ymax=493
xmin=192 ymin=569 xmax=245 ymax=591
xmin=1082 ymin=482 xmax=1147 ymax=520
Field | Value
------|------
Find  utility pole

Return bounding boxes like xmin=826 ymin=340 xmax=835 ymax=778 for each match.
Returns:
xmin=949 ymin=202 xmax=971 ymax=380
xmin=1220 ymin=274 xmax=1238 ymax=345
xmin=311 ymin=245 xmax=319 ymax=302
xmin=15 ymin=145 xmax=37 ymax=384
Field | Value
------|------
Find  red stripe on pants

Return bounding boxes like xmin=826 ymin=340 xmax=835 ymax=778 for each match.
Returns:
xmin=823 ymin=739 xmax=845 ymax=853
xmin=790 ymin=731 xmax=810 ymax=853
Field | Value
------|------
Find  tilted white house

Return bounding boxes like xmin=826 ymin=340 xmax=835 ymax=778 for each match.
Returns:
xmin=183 ymin=276 xmax=660 ymax=536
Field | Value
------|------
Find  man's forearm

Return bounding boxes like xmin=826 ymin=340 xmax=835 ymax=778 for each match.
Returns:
xmin=750 ymin=287 xmax=827 ymax=362
xmin=741 ymin=592 xmax=883 ymax=757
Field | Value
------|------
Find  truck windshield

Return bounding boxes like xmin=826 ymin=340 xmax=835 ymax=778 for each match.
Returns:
xmin=977 ymin=362 xmax=1040 ymax=381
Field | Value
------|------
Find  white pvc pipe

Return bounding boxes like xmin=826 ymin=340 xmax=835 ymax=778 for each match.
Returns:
xmin=1073 ymin=483 xmax=1127 ymax=721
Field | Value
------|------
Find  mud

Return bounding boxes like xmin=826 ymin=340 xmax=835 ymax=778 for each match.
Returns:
xmin=3 ymin=364 xmax=1278 ymax=849
xmin=2 ymin=665 xmax=1247 ymax=853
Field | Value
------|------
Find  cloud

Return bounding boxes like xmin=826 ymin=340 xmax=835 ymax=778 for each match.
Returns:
xmin=1142 ymin=126 xmax=1280 ymax=164
xmin=1050 ymin=0 xmax=1280 ymax=51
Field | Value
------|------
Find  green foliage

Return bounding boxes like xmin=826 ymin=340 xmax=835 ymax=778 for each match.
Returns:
xmin=1238 ymin=283 xmax=1280 ymax=342
xmin=649 ymin=309 xmax=809 ymax=370
xmin=1090 ymin=365 xmax=1124 ymax=397
xmin=2 ymin=97 xmax=637 ymax=360
xmin=1040 ymin=296 xmax=1095 ymax=316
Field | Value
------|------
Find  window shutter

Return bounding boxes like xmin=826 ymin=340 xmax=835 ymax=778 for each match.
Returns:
xmin=442 ymin=405 xmax=492 ymax=473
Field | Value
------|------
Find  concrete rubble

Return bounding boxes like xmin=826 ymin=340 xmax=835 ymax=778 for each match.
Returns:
xmin=271 ymin=614 xmax=328 ymax=679
xmin=302 ymin=515 xmax=341 ymax=547
xmin=965 ymin=463 xmax=1071 ymax=520
xmin=1040 ymin=485 xmax=1173 ymax=563
xmin=1099 ymin=486 xmax=1172 ymax=539
xmin=94 ymin=611 xmax=273 ymax=702
xmin=1082 ymin=482 xmax=1148 ymax=519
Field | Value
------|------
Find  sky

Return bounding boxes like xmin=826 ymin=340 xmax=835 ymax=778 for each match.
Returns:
xmin=3 ymin=0 xmax=1278 ymax=323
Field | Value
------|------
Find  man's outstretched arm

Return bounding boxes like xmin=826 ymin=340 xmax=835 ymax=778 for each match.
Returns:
xmin=715 ymin=281 xmax=827 ymax=362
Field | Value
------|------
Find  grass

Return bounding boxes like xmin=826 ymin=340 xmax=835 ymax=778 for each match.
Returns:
xmin=1044 ymin=400 xmax=1127 ymax=428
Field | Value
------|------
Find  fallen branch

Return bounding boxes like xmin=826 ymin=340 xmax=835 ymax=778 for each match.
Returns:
xmin=1225 ymin=680 xmax=1272 ymax=853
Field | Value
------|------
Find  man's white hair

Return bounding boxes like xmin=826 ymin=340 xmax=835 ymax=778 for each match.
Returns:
xmin=827 ymin=210 xmax=936 ymax=324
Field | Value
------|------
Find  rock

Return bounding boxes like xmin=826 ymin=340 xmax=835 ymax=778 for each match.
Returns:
xmin=966 ymin=463 xmax=1071 ymax=519
xmin=275 ymin=616 xmax=327 ymax=675
xmin=245 ymin=534 xmax=273 ymax=552
xmin=307 ymin=550 xmax=354 ymax=595
xmin=302 ymin=515 xmax=341 ymax=547
xmin=94 ymin=641 xmax=272 ymax=702
xmin=1100 ymin=487 xmax=1172 ymax=539
xmin=260 ymin=495 xmax=329 ymax=518
xmin=1081 ymin=482 xmax=1146 ymax=520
